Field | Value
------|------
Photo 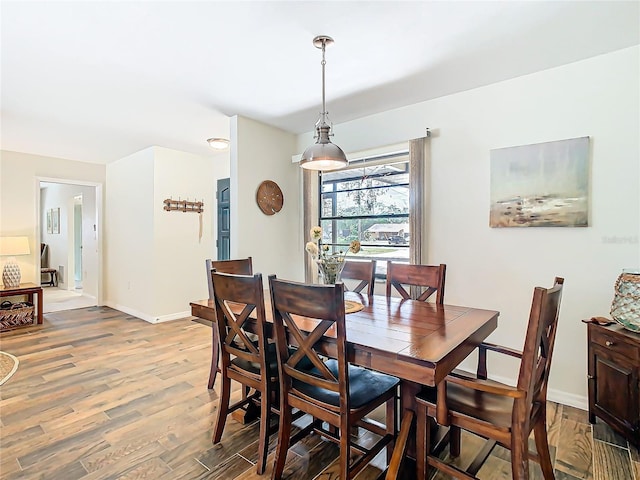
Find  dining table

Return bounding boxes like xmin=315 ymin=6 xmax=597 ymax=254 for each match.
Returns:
xmin=190 ymin=291 xmax=499 ymax=431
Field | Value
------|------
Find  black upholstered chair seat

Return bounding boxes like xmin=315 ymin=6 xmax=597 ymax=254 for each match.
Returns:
xmin=293 ymin=359 xmax=399 ymax=409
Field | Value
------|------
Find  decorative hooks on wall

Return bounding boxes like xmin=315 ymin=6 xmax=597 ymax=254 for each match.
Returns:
xmin=163 ymin=198 xmax=204 ymax=214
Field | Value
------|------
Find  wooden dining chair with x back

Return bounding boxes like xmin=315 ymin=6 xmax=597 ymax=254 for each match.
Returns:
xmin=206 ymin=257 xmax=253 ymax=297
xmin=210 ymin=271 xmax=276 ymax=475
xmin=268 ymin=276 xmax=400 ymax=480
xmin=386 ymin=261 xmax=446 ymax=303
xmin=339 ymin=259 xmax=377 ymax=297
xmin=415 ymin=277 xmax=564 ymax=480
xmin=205 ymin=257 xmax=253 ymax=389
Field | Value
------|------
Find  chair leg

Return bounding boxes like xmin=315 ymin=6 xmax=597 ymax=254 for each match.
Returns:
xmin=212 ymin=376 xmax=231 ymax=443
xmin=386 ymin=395 xmax=397 ymax=462
xmin=534 ymin=417 xmax=554 ymax=480
xmin=272 ymin=404 xmax=292 ymax=480
xmin=256 ymin=384 xmax=271 ymax=474
xmin=450 ymin=425 xmax=461 ymax=457
xmin=416 ymin=402 xmax=429 ymax=480
xmin=510 ymin=434 xmax=529 ymax=480
xmin=208 ymin=329 xmax=220 ymax=389
xmin=339 ymin=418 xmax=350 ymax=480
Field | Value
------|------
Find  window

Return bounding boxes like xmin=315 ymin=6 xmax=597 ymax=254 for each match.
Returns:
xmin=319 ymin=152 xmax=410 ymax=275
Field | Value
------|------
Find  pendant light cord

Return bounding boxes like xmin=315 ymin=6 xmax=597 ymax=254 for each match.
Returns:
xmin=321 ymin=39 xmax=327 ymax=122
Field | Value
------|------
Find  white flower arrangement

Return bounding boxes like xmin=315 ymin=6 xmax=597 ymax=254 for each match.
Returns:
xmin=305 ymin=226 xmax=361 ymax=284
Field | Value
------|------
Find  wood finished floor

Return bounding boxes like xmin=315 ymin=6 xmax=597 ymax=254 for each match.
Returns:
xmin=0 ymin=307 xmax=638 ymax=480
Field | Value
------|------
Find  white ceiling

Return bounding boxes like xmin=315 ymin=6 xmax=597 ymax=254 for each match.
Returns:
xmin=1 ymin=1 xmax=638 ymax=164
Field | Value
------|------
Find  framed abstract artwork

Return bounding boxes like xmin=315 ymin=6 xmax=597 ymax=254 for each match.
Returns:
xmin=490 ymin=137 xmax=590 ymax=227
xmin=51 ymin=208 xmax=60 ymax=234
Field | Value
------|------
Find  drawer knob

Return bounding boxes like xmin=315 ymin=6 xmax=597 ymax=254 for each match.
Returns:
xmin=605 ymin=340 xmax=614 ymax=347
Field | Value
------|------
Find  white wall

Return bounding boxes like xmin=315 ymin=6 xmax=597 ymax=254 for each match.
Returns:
xmin=0 ymin=150 xmax=105 ymax=285
xmin=232 ymin=116 xmax=302 ymax=281
xmin=292 ymin=46 xmax=640 ymax=407
xmin=152 ymin=147 xmax=216 ymax=318
xmin=105 ymin=148 xmax=155 ymax=316
xmin=40 ymin=183 xmax=98 ymax=298
xmin=105 ymin=146 xmax=218 ymax=322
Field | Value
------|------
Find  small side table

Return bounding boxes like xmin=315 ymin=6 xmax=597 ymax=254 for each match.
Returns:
xmin=0 ymin=283 xmax=43 ymax=327
xmin=587 ymin=321 xmax=640 ymax=446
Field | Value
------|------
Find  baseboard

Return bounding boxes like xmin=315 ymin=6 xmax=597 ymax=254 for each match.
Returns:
xmin=155 ymin=310 xmax=192 ymax=323
xmin=547 ymin=387 xmax=588 ymax=411
xmin=104 ymin=301 xmax=191 ymax=325
xmin=105 ymin=302 xmax=155 ymax=323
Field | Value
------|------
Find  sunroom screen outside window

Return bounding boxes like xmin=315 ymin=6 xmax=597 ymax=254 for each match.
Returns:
xmin=319 ymin=155 xmax=410 ymax=272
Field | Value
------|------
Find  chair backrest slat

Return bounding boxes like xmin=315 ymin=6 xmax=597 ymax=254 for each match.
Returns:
xmin=269 ymin=277 xmax=348 ymax=401
xmin=206 ymin=257 xmax=253 ymax=299
xmin=517 ymin=277 xmax=564 ymax=412
xmin=211 ymin=271 xmax=267 ymax=378
xmin=340 ymin=260 xmax=377 ymax=296
xmin=386 ymin=262 xmax=446 ymax=304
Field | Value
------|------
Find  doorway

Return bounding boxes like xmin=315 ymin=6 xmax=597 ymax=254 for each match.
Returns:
xmin=217 ymin=178 xmax=230 ymax=260
xmin=38 ymin=180 xmax=101 ymax=312
xmin=73 ymin=196 xmax=83 ymax=290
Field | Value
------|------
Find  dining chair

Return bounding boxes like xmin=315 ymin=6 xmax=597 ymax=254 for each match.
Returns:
xmin=210 ymin=271 xmax=276 ymax=474
xmin=386 ymin=261 xmax=446 ymax=303
xmin=415 ymin=277 xmax=564 ymax=480
xmin=339 ymin=259 xmax=377 ymax=296
xmin=206 ymin=257 xmax=253 ymax=298
xmin=268 ymin=276 xmax=400 ymax=480
xmin=205 ymin=257 xmax=253 ymax=389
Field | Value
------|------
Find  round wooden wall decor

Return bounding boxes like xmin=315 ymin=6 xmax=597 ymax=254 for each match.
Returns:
xmin=256 ymin=180 xmax=284 ymax=215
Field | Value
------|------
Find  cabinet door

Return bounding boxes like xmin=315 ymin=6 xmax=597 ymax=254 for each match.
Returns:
xmin=590 ymin=344 xmax=639 ymax=431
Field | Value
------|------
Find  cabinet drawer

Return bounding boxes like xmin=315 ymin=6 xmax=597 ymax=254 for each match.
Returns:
xmin=591 ymin=330 xmax=640 ymax=360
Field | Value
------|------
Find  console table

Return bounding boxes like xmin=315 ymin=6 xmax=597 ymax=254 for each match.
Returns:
xmin=587 ymin=321 xmax=640 ymax=446
xmin=0 ymin=283 xmax=43 ymax=328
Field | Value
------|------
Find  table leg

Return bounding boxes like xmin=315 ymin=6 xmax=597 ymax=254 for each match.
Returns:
xmin=400 ymin=380 xmax=443 ymax=461
xmin=400 ymin=380 xmax=421 ymax=458
xmin=36 ymin=288 xmax=43 ymax=324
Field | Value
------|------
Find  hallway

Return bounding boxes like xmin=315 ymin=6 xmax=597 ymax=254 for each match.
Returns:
xmin=42 ymin=287 xmax=95 ymax=313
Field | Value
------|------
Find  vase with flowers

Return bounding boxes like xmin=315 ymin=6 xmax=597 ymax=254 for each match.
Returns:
xmin=305 ymin=226 xmax=361 ymax=284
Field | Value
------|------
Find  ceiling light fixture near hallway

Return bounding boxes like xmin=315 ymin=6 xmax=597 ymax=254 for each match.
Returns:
xmin=207 ymin=138 xmax=230 ymax=150
xmin=299 ymin=35 xmax=348 ymax=171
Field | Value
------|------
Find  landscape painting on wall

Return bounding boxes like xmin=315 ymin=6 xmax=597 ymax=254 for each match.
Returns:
xmin=490 ymin=137 xmax=589 ymax=227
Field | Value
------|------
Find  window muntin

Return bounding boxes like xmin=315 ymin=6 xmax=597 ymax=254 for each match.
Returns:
xmin=319 ymin=157 xmax=410 ymax=272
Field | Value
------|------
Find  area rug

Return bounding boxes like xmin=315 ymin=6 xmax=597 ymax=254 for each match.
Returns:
xmin=0 ymin=351 xmax=19 ymax=386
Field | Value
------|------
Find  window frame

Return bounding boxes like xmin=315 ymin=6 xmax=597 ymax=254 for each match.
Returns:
xmin=318 ymin=151 xmax=411 ymax=276
xmin=303 ymin=137 xmax=428 ymax=283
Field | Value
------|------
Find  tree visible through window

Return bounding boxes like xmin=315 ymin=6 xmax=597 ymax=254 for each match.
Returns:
xmin=319 ymin=154 xmax=410 ymax=275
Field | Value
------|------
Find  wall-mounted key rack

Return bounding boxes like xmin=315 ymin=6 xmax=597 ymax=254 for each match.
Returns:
xmin=163 ymin=198 xmax=204 ymax=213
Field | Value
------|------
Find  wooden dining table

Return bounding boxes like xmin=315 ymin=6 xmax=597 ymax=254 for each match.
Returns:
xmin=190 ymin=292 xmax=499 ymax=429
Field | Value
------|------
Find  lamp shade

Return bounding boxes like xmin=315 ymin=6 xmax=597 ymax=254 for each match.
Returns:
xmin=300 ymin=141 xmax=348 ymax=171
xmin=0 ymin=236 xmax=30 ymax=256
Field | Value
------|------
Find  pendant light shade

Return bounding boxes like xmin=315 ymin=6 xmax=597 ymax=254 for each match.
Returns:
xmin=299 ymin=35 xmax=348 ymax=171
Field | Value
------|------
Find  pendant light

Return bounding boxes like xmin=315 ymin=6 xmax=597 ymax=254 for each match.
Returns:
xmin=299 ymin=35 xmax=348 ymax=171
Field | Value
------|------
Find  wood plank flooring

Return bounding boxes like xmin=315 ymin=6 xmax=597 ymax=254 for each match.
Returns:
xmin=0 ymin=307 xmax=637 ymax=479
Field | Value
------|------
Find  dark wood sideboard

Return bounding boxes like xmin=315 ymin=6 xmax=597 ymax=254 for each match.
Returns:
xmin=587 ymin=322 xmax=640 ymax=446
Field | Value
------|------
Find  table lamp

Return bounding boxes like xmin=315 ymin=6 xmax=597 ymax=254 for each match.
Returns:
xmin=0 ymin=236 xmax=30 ymax=288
